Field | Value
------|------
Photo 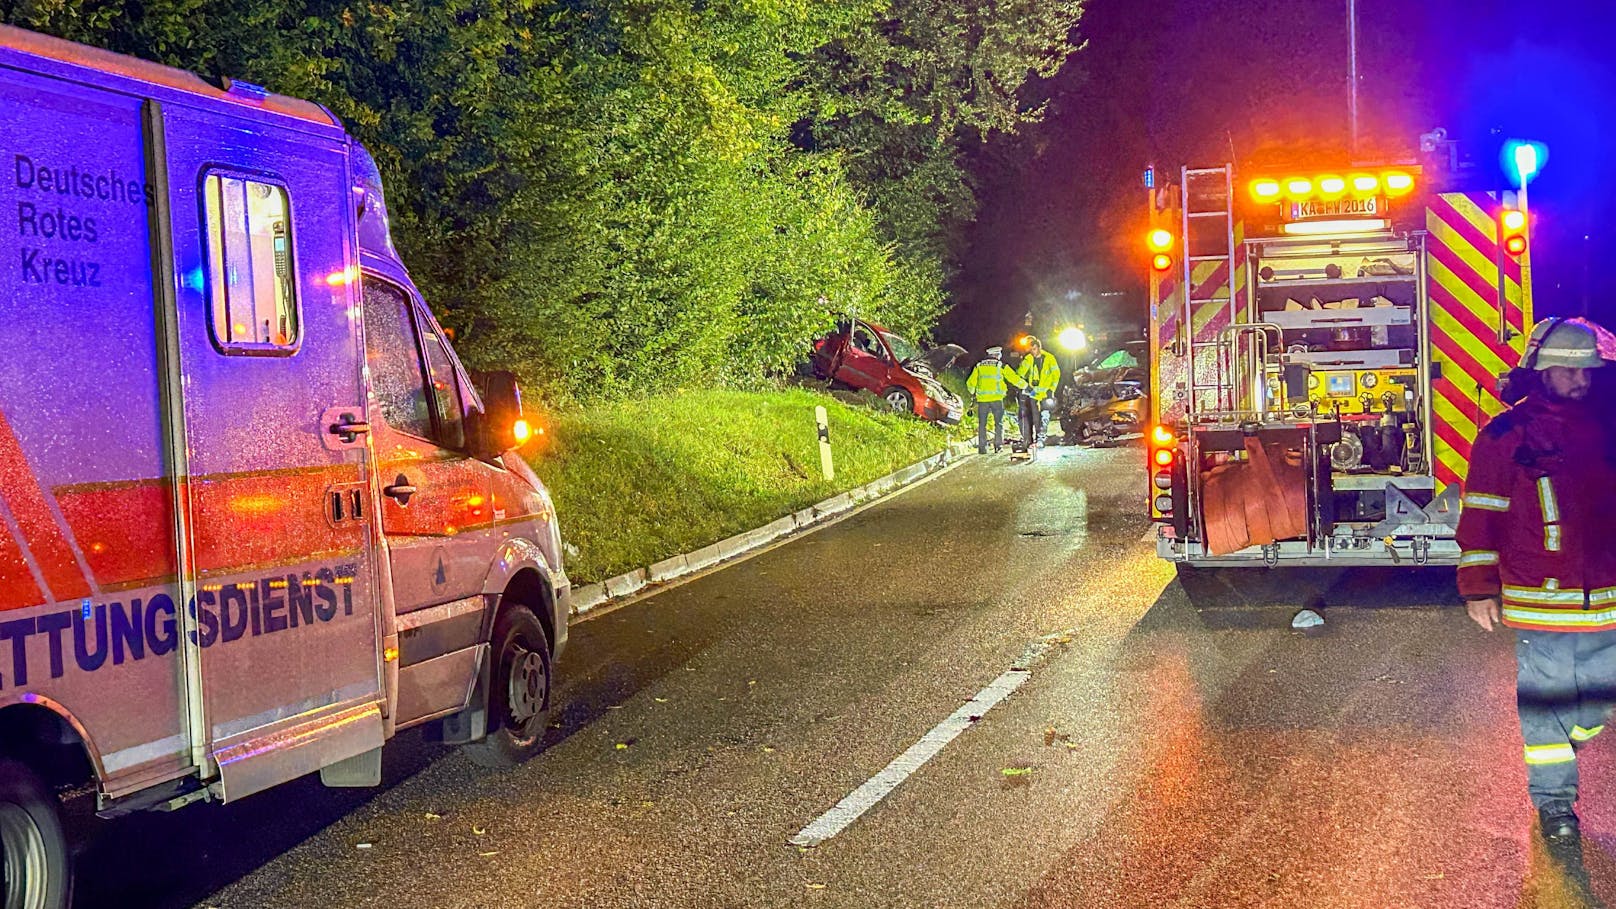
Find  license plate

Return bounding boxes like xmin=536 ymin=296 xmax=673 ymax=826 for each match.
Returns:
xmin=1289 ymin=197 xmax=1381 ymax=220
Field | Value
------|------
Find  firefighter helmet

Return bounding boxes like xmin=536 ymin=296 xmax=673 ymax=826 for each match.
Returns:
xmin=1526 ymin=318 xmax=1607 ymax=371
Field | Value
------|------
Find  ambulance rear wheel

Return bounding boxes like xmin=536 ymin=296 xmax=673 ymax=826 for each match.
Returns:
xmin=0 ymin=759 xmax=69 ymax=909
xmin=467 ymin=605 xmax=553 ymax=769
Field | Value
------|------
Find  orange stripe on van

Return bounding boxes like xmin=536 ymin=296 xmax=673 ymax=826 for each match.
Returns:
xmin=55 ymin=481 xmax=178 ymax=592
xmin=189 ymin=466 xmax=365 ymax=577
xmin=48 ymin=465 xmax=367 ymax=589
xmin=0 ymin=416 xmax=92 ymax=601
xmin=0 ymin=524 xmax=44 ymax=610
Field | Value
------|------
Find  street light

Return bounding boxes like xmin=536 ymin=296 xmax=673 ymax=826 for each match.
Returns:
xmin=1058 ymin=326 xmax=1087 ymax=352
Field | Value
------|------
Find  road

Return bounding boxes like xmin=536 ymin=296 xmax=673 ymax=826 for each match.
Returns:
xmin=76 ymin=444 xmax=1616 ymax=908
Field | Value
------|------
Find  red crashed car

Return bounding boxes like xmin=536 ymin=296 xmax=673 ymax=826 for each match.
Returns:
xmin=811 ymin=318 xmax=966 ymax=424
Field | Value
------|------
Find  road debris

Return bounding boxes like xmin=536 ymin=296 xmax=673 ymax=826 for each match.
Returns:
xmin=1292 ymin=608 xmax=1324 ymax=629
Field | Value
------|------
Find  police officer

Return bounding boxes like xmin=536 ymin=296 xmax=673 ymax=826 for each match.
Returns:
xmin=1016 ymin=338 xmax=1062 ymax=445
xmin=1458 ymin=317 xmax=1616 ymax=844
xmin=966 ymin=346 xmax=1027 ymax=454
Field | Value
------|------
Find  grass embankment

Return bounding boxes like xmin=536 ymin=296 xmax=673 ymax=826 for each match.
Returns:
xmin=529 ymin=387 xmax=958 ymax=585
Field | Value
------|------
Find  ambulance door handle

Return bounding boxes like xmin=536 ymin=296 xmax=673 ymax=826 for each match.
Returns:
xmin=383 ymin=475 xmax=418 ymax=506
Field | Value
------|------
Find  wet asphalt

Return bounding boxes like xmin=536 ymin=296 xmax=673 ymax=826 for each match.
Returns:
xmin=74 ymin=443 xmax=1616 ymax=908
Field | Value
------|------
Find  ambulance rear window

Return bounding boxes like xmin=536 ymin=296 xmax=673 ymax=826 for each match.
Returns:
xmin=203 ymin=174 xmax=300 ymax=352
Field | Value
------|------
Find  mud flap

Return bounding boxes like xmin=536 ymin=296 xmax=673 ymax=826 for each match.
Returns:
xmin=320 ymin=745 xmax=382 ymax=788
xmin=429 ymin=645 xmax=492 ymax=746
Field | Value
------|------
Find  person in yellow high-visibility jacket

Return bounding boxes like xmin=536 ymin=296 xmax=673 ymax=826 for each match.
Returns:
xmin=1016 ymin=338 xmax=1062 ymax=445
xmin=966 ymin=346 xmax=1027 ymax=454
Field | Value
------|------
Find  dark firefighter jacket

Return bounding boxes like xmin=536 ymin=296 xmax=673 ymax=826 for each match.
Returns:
xmin=1456 ymin=393 xmax=1616 ymax=631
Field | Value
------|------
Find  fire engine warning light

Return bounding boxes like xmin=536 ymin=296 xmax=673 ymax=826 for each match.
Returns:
xmin=1151 ymin=426 xmax=1175 ymax=445
xmin=1152 ymin=448 xmax=1175 ymax=467
xmin=1151 ymin=253 xmax=1173 ymax=272
xmin=1250 ymin=179 xmax=1282 ymax=202
xmin=1248 ymin=170 xmax=1415 ymax=203
xmin=1501 ymin=207 xmax=1528 ymax=256
xmin=1147 ymin=228 xmax=1174 ymax=251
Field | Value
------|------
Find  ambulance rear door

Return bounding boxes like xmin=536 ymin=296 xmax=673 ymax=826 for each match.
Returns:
xmin=0 ymin=50 xmax=192 ymax=800
xmin=157 ymin=100 xmax=386 ymax=799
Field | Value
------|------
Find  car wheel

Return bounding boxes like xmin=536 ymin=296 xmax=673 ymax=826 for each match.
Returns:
xmin=466 ymin=604 xmax=553 ymax=769
xmin=0 ymin=759 xmax=70 ymax=909
xmin=882 ymin=387 xmax=915 ymax=415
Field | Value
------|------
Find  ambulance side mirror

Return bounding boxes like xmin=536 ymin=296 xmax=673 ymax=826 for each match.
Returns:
xmin=467 ymin=370 xmax=525 ymax=460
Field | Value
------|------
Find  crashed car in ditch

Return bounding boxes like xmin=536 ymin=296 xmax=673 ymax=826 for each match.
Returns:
xmin=811 ymin=318 xmax=966 ymax=424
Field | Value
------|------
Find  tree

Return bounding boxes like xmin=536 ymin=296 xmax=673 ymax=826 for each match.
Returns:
xmin=2 ymin=0 xmax=1083 ymax=401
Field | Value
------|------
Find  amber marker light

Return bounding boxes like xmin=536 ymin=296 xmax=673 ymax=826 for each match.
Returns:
xmin=513 ymin=418 xmax=534 ymax=444
xmin=1153 ymin=447 xmax=1175 ymax=467
xmin=1250 ymin=179 xmax=1282 ymax=202
xmin=1151 ymin=253 xmax=1173 ymax=272
xmin=1502 ymin=209 xmax=1527 ymax=231
xmin=1151 ymin=425 xmax=1175 ymax=445
xmin=1147 ymin=228 xmax=1174 ymax=251
xmin=1383 ymin=172 xmax=1415 ymax=197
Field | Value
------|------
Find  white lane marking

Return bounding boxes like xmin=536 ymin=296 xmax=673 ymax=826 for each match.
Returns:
xmin=789 ymin=668 xmax=1030 ymax=848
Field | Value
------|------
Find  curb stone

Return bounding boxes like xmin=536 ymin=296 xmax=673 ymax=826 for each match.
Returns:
xmin=570 ymin=441 xmax=977 ymax=618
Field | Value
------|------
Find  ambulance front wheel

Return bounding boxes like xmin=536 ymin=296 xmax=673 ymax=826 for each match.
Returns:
xmin=0 ymin=758 xmax=70 ymax=909
xmin=467 ymin=604 xmax=553 ymax=769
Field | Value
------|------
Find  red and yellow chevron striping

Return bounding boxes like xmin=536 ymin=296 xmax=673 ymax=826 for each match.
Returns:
xmin=1426 ymin=192 xmax=1529 ymax=490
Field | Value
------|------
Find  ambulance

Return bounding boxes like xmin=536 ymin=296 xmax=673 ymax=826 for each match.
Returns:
xmin=1145 ymin=130 xmax=1532 ymax=570
xmin=0 ymin=26 xmax=571 ymax=906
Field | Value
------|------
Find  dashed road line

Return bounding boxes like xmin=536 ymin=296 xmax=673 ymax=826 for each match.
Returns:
xmin=789 ymin=628 xmax=1074 ymax=848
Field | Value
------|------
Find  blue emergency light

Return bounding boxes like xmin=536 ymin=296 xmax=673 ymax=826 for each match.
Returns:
xmin=1503 ymin=140 xmax=1548 ymax=188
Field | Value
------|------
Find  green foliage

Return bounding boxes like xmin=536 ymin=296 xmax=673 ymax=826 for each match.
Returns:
xmin=529 ymin=386 xmax=954 ymax=583
xmin=800 ymin=0 xmax=1088 ymax=282
xmin=2 ymin=0 xmax=1083 ymax=401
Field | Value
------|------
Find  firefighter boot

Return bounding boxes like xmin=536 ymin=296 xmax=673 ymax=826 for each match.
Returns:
xmin=1539 ymin=800 xmax=1580 ymax=843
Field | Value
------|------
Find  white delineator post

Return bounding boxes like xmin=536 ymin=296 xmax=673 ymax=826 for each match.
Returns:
xmin=815 ymin=405 xmax=834 ymax=480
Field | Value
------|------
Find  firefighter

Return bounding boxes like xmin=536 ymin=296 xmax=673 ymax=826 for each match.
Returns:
xmin=1016 ymin=338 xmax=1062 ymax=445
xmin=1458 ymin=317 xmax=1616 ymax=844
xmin=966 ymin=346 xmax=1027 ymax=454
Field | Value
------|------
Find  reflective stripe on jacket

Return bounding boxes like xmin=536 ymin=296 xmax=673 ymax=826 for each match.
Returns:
xmin=1017 ymin=351 xmax=1061 ymax=401
xmin=1456 ymin=394 xmax=1616 ymax=631
xmin=966 ymin=359 xmax=1025 ymax=402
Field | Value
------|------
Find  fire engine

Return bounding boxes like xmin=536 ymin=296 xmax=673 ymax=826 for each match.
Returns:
xmin=1145 ymin=130 xmax=1533 ymax=568
xmin=0 ymin=26 xmax=572 ymax=906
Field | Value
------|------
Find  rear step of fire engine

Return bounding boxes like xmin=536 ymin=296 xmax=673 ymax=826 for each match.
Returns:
xmin=1180 ymin=165 xmax=1239 ymax=417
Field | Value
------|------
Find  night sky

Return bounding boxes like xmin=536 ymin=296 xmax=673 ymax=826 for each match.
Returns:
xmin=948 ymin=0 xmax=1616 ymax=352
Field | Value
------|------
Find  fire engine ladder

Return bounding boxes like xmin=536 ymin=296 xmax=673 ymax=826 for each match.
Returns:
xmin=1180 ymin=165 xmax=1241 ymax=418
